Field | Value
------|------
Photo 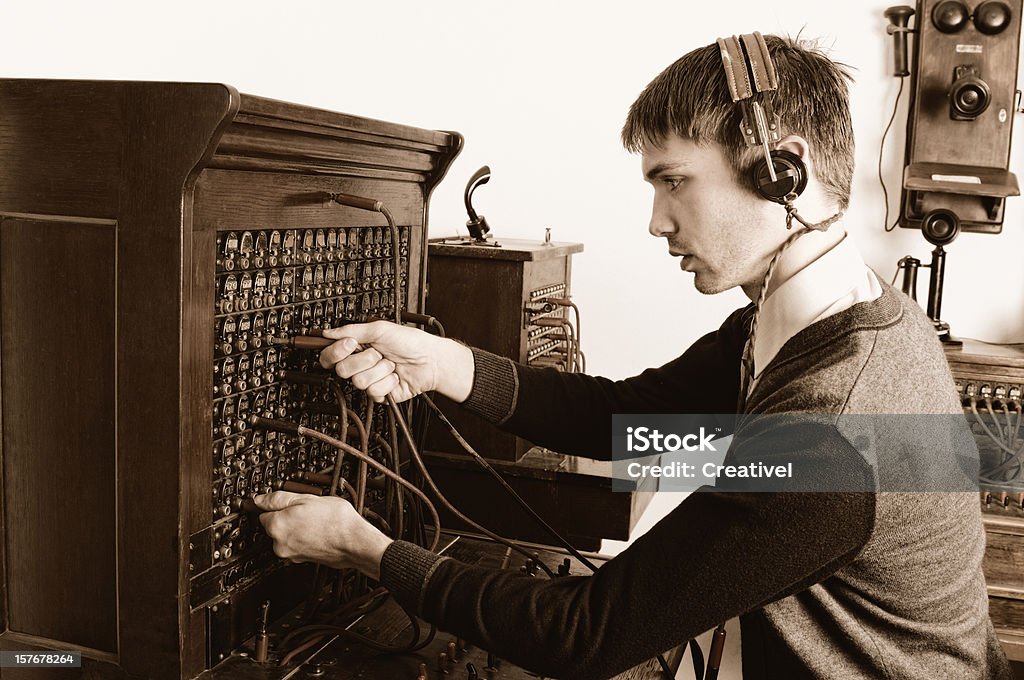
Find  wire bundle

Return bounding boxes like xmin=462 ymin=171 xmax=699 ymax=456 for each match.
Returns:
xmin=969 ymin=396 xmax=1024 ymax=485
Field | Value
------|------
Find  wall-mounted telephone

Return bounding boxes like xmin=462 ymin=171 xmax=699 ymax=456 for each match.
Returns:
xmin=887 ymin=0 xmax=1022 ymax=235
xmin=885 ymin=0 xmax=1023 ymax=343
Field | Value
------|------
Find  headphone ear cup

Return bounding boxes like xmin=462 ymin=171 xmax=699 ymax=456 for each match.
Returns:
xmin=751 ymin=149 xmax=807 ymax=204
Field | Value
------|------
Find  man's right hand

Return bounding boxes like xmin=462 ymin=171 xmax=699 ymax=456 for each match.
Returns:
xmin=319 ymin=321 xmax=474 ymax=404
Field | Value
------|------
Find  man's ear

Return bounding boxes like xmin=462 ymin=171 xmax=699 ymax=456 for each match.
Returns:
xmin=776 ymin=135 xmax=812 ymax=174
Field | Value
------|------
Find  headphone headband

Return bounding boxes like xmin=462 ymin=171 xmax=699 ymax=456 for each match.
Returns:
xmin=717 ymin=33 xmax=778 ymax=101
xmin=716 ymin=32 xmax=807 ymax=204
xmin=717 ymin=32 xmax=782 ymax=150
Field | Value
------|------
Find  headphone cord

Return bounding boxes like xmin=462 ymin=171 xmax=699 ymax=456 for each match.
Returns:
xmin=739 ymin=203 xmax=842 ymax=408
xmin=784 ymin=201 xmax=845 ymax=232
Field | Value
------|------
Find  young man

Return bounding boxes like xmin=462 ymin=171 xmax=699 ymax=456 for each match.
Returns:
xmin=254 ymin=36 xmax=1011 ymax=679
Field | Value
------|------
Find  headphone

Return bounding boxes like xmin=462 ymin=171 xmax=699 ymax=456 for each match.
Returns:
xmin=716 ymin=32 xmax=808 ymax=205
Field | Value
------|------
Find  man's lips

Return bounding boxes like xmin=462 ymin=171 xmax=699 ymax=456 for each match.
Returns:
xmin=670 ymin=250 xmax=696 ymax=270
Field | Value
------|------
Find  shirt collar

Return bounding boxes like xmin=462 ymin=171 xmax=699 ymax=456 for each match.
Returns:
xmin=751 ymin=231 xmax=882 ymax=380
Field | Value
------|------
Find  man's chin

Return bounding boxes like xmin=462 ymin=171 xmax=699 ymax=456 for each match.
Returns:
xmin=691 ymin=274 xmax=730 ymax=295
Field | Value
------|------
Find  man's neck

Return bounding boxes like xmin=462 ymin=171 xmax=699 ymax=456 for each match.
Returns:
xmin=742 ymin=225 xmax=847 ymax=302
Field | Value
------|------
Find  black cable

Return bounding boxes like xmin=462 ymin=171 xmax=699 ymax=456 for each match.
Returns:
xmin=419 ymin=393 xmax=600 ymax=573
xmin=688 ymin=637 xmax=706 ymax=679
xmin=385 ymin=394 xmax=556 ymax=578
xmin=658 ymin=653 xmax=677 ymax=677
xmin=881 ymin=76 xmax=906 ymax=232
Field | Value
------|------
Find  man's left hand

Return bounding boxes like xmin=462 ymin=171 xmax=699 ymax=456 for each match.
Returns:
xmin=253 ymin=491 xmax=394 ymax=580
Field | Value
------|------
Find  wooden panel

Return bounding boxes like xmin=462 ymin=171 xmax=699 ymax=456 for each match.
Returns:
xmin=119 ymin=80 xmax=237 ymax=680
xmin=426 ymin=255 xmax=525 ymax=460
xmin=182 ymin=198 xmax=217 ymax=678
xmin=193 ymin=170 xmax=424 ymax=231
xmin=993 ymin=629 xmax=1024 ymax=662
xmin=215 ymin=125 xmax=437 ymax=175
xmin=984 ymin=518 xmax=1024 ymax=590
xmin=230 ymin=113 xmax=442 ymax=153
xmin=428 ymin=238 xmax=584 ymax=261
xmin=946 ymin=339 xmax=1024 ymax=375
xmin=427 ymin=256 xmax=523 ymax=356
xmin=183 ymin=224 xmax=217 ymax=557
xmin=1 ymin=217 xmax=117 ymax=652
xmin=990 ymin=598 xmax=1024 ymax=648
xmin=0 ymin=631 xmax=124 ymax=680
xmin=0 ymin=80 xmax=124 ymax=218
xmin=114 ymin=82 xmax=237 ymax=680
xmin=237 ymin=94 xmax=450 ymax=147
xmin=908 ymin=0 xmax=1023 ymax=168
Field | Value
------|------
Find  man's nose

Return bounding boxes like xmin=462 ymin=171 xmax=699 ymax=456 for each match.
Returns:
xmin=648 ymin=194 xmax=675 ymax=238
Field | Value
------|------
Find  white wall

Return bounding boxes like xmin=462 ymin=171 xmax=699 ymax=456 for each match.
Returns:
xmin=2 ymin=0 xmax=1021 ymax=377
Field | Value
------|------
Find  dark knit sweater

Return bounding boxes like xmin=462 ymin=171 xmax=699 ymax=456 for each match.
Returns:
xmin=381 ymin=285 xmax=1011 ymax=679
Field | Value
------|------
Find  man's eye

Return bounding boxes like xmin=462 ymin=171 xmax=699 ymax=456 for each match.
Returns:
xmin=664 ymin=177 xmax=685 ymax=191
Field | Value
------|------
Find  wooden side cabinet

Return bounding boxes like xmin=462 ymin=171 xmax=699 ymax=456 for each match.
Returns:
xmin=946 ymin=340 xmax=1024 ymax=661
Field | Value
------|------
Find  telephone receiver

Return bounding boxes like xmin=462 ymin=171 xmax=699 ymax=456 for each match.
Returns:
xmin=464 ymin=165 xmax=491 ymax=242
xmin=885 ymin=5 xmax=915 ymax=77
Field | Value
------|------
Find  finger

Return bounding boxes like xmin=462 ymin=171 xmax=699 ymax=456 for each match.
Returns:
xmin=350 ymin=358 xmax=395 ymax=392
xmin=366 ymin=373 xmax=400 ymax=403
xmin=252 ymin=490 xmax=304 ymax=512
xmin=322 ymin=320 xmax=393 ymax=344
xmin=319 ymin=337 xmax=360 ymax=369
xmin=333 ymin=348 xmax=384 ymax=380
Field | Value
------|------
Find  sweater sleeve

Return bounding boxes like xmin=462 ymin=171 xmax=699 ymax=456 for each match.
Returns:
xmin=459 ymin=305 xmax=753 ymax=459
xmin=380 ymin=425 xmax=875 ymax=680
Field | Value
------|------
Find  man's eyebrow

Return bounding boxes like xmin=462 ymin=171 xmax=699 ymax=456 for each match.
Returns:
xmin=644 ymin=162 xmax=688 ymax=181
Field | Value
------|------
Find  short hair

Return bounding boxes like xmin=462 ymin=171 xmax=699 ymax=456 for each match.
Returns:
xmin=621 ymin=35 xmax=855 ymax=209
